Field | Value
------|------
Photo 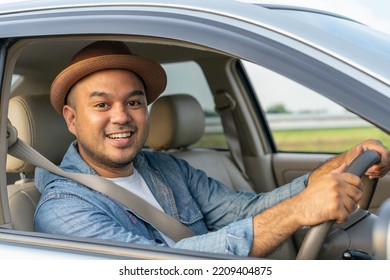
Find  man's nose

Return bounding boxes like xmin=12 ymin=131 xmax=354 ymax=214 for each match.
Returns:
xmin=111 ymin=104 xmax=131 ymax=124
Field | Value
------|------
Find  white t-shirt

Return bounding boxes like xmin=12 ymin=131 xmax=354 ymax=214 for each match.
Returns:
xmin=106 ymin=168 xmax=176 ymax=247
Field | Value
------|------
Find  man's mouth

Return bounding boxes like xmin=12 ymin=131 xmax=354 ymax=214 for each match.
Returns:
xmin=106 ymin=132 xmax=133 ymax=139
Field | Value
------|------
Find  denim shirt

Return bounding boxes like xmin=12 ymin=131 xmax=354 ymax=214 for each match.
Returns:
xmin=34 ymin=141 xmax=308 ymax=256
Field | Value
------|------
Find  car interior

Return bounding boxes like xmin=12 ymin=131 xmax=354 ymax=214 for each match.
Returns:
xmin=2 ymin=36 xmax=390 ymax=259
xmin=2 ymin=37 xmax=301 ymax=259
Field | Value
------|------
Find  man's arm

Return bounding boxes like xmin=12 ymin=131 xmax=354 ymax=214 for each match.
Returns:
xmin=249 ymin=139 xmax=390 ymax=257
xmin=249 ymin=164 xmax=361 ymax=257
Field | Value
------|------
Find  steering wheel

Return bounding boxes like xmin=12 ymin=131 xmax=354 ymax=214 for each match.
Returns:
xmin=296 ymin=150 xmax=380 ymax=260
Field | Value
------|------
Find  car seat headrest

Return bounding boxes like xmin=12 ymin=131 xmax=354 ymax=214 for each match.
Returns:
xmin=146 ymin=94 xmax=205 ymax=150
xmin=7 ymin=94 xmax=75 ymax=174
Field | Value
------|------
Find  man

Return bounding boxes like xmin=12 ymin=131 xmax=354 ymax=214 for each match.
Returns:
xmin=34 ymin=40 xmax=390 ymax=257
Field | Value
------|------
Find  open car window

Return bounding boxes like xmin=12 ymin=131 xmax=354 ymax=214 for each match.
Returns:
xmin=243 ymin=61 xmax=390 ymax=153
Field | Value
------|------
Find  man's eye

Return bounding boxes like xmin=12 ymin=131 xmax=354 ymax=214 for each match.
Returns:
xmin=128 ymin=101 xmax=141 ymax=106
xmin=96 ymin=103 xmax=107 ymax=108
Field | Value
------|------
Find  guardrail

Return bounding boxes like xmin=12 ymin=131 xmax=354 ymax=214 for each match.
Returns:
xmin=205 ymin=113 xmax=370 ymax=133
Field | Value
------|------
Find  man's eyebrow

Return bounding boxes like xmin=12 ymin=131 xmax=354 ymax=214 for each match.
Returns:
xmin=89 ymin=91 xmax=108 ymax=98
xmin=89 ymin=90 xmax=146 ymax=98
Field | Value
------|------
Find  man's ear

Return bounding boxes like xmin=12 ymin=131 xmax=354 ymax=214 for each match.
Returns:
xmin=63 ymin=105 xmax=77 ymax=137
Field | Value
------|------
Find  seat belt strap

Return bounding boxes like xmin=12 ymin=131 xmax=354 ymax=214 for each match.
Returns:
xmin=6 ymin=122 xmax=194 ymax=242
xmin=214 ymin=91 xmax=250 ymax=180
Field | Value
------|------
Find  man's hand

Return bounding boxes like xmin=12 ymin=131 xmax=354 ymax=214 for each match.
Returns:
xmin=296 ymin=164 xmax=363 ymax=225
xmin=353 ymin=139 xmax=390 ymax=179
xmin=249 ymin=164 xmax=363 ymax=257
xmin=309 ymin=139 xmax=390 ymax=184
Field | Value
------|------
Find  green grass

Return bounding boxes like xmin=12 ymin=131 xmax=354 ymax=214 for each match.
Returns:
xmin=273 ymin=127 xmax=390 ymax=153
xmin=193 ymin=127 xmax=390 ymax=153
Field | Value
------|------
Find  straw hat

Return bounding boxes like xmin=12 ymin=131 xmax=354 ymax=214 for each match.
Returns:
xmin=50 ymin=40 xmax=167 ymax=114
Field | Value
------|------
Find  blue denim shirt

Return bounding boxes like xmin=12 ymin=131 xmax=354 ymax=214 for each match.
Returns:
xmin=34 ymin=141 xmax=308 ymax=256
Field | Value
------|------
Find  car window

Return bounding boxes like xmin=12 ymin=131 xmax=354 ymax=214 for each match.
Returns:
xmin=161 ymin=61 xmax=228 ymax=149
xmin=243 ymin=61 xmax=390 ymax=153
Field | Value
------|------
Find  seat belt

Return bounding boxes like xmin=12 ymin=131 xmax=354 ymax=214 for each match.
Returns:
xmin=214 ymin=91 xmax=250 ymax=181
xmin=6 ymin=121 xmax=194 ymax=242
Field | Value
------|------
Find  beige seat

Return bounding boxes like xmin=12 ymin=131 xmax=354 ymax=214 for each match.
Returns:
xmin=6 ymin=94 xmax=75 ymax=231
xmin=147 ymin=94 xmax=254 ymax=192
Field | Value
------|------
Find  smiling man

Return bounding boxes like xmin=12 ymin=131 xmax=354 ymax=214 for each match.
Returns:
xmin=34 ymin=40 xmax=390 ymax=257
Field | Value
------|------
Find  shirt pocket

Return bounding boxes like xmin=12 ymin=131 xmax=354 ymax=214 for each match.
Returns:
xmin=176 ymin=197 xmax=208 ymax=235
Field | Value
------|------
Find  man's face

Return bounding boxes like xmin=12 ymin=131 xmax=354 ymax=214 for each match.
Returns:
xmin=63 ymin=69 xmax=149 ymax=177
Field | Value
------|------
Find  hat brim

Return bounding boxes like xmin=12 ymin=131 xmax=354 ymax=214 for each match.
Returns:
xmin=50 ymin=54 xmax=167 ymax=114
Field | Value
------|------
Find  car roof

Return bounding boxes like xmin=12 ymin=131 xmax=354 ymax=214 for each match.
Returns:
xmin=1 ymin=0 xmax=389 ymax=86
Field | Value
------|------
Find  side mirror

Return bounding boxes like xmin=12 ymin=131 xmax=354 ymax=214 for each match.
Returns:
xmin=373 ymin=198 xmax=390 ymax=259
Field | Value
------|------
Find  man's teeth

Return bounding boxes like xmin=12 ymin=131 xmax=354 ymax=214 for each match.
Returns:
xmin=107 ymin=132 xmax=131 ymax=139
